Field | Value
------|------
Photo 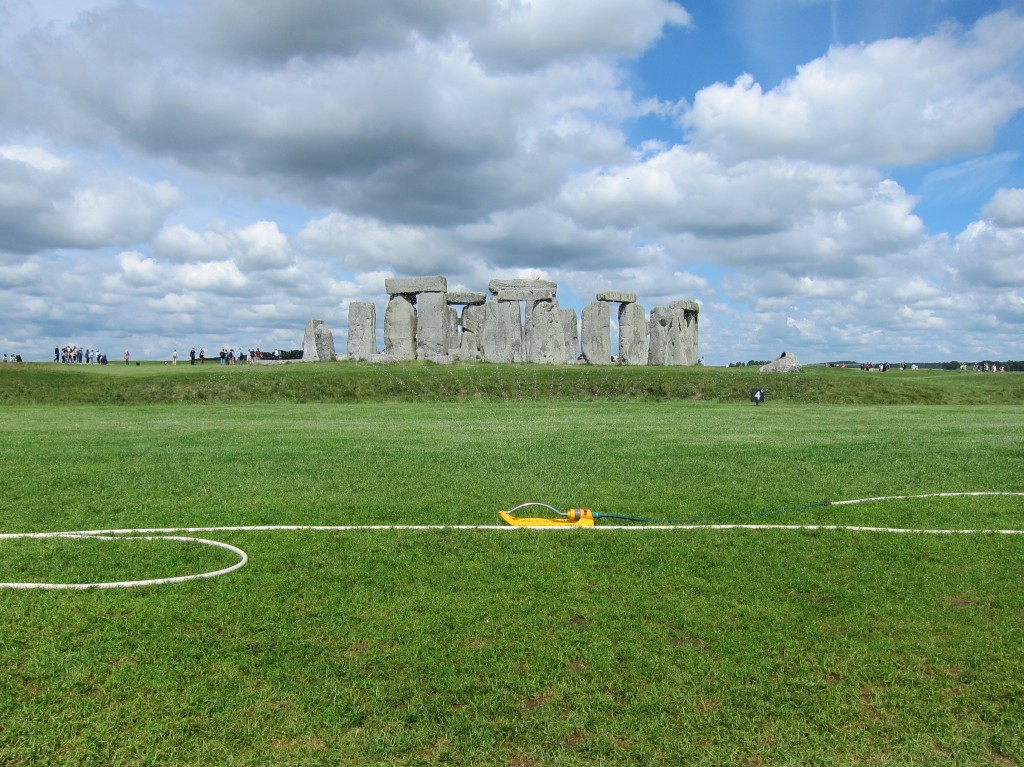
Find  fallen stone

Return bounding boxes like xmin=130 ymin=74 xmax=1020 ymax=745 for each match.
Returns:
xmin=760 ymin=351 xmax=802 ymax=373
xmin=385 ymin=275 xmax=447 ymax=295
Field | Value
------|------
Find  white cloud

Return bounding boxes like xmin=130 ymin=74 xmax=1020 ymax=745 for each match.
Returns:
xmin=982 ymin=187 xmax=1024 ymax=227
xmin=684 ymin=11 xmax=1024 ymax=165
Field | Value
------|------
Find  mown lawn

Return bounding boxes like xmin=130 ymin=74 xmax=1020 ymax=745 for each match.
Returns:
xmin=1 ymin=364 xmax=1023 ymax=765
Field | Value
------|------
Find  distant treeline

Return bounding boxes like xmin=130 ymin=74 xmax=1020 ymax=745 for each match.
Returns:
xmin=728 ymin=360 xmax=1024 ymax=371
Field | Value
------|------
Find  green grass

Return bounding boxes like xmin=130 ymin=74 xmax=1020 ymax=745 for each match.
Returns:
xmin=1 ymin=363 xmax=1023 ymax=765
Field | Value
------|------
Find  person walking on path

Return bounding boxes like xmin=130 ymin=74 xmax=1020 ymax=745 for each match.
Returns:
xmin=124 ymin=350 xmax=130 ymax=365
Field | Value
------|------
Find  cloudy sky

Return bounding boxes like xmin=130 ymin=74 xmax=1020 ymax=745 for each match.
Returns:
xmin=2 ymin=0 xmax=1023 ymax=364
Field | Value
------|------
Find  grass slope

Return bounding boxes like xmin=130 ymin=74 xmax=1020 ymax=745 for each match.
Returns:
xmin=1 ymin=363 xmax=1023 ymax=765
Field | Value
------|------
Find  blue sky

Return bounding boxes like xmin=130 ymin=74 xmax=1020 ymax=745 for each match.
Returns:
xmin=1 ymin=0 xmax=1023 ymax=364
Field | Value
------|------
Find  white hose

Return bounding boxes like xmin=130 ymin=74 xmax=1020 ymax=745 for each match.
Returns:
xmin=2 ymin=492 xmax=1022 ymax=590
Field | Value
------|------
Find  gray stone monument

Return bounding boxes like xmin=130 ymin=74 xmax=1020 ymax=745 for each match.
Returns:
xmin=581 ymin=300 xmax=611 ymax=365
xmin=314 ymin=323 xmax=337 ymax=362
xmin=415 ymin=291 xmax=448 ymax=361
xmin=526 ymin=299 xmax=564 ymax=364
xmin=301 ymin=319 xmax=323 ymax=361
xmin=760 ymin=351 xmax=802 ymax=373
xmin=482 ymin=298 xmax=522 ymax=363
xmin=618 ymin=301 xmax=648 ymax=365
xmin=347 ymin=302 xmax=377 ymax=361
xmin=560 ymin=308 xmax=579 ymax=363
xmin=384 ymin=294 xmax=416 ymax=360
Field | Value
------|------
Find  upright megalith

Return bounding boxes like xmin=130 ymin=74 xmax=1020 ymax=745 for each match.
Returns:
xmin=314 ymin=323 xmax=337 ymax=362
xmin=454 ymin=304 xmax=485 ymax=361
xmin=415 ymin=291 xmax=448 ymax=361
xmin=581 ymin=300 xmax=611 ymax=365
xmin=648 ymin=300 xmax=699 ymax=366
xmin=618 ymin=301 xmax=648 ymax=365
xmin=384 ymin=294 xmax=416 ymax=360
xmin=347 ymin=302 xmax=377 ymax=360
xmin=526 ymin=299 xmax=563 ymax=364
xmin=302 ymin=319 xmax=336 ymax=362
xmin=482 ymin=298 xmax=522 ymax=363
xmin=302 ymin=319 xmax=323 ymax=361
xmin=560 ymin=308 xmax=579 ymax=363
xmin=671 ymin=300 xmax=699 ymax=366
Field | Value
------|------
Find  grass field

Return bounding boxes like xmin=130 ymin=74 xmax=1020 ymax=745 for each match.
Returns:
xmin=1 ymin=362 xmax=1023 ymax=765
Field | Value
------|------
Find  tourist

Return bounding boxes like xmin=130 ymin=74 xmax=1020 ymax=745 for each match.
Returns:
xmin=172 ymin=349 xmax=178 ymax=365
xmin=190 ymin=347 xmax=196 ymax=365
xmin=124 ymin=350 xmax=130 ymax=365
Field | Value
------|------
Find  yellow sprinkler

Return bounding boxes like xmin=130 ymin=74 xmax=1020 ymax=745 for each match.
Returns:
xmin=499 ymin=503 xmax=595 ymax=527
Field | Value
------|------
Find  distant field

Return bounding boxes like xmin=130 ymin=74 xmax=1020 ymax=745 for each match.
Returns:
xmin=1 ymin=362 xmax=1023 ymax=765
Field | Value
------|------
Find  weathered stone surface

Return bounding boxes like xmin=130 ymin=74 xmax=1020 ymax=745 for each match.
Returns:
xmin=384 ymin=294 xmax=416 ymax=360
xmin=497 ymin=287 xmax=556 ymax=302
xmin=760 ymin=351 xmax=802 ymax=373
xmin=488 ymin=278 xmax=557 ymax=295
xmin=385 ymin=275 xmax=447 ymax=295
xmin=482 ymin=299 xmax=522 ymax=363
xmin=648 ymin=301 xmax=699 ymax=365
xmin=618 ymin=301 xmax=648 ymax=365
xmin=648 ymin=307 xmax=671 ymax=365
xmin=560 ymin=308 xmax=578 ymax=363
xmin=446 ymin=291 xmax=487 ymax=306
xmin=581 ymin=300 xmax=611 ymax=365
xmin=526 ymin=299 xmax=563 ymax=364
xmin=314 ymin=323 xmax=336 ymax=362
xmin=302 ymin=319 xmax=324 ymax=361
xmin=347 ymin=302 xmax=377 ymax=361
xmin=452 ymin=304 xmax=484 ymax=361
xmin=671 ymin=301 xmax=699 ymax=366
xmin=597 ymin=290 xmax=637 ymax=304
xmin=462 ymin=304 xmax=485 ymax=336
xmin=415 ymin=291 xmax=448 ymax=360
xmin=671 ymin=299 xmax=700 ymax=313
xmin=444 ymin=305 xmax=459 ymax=357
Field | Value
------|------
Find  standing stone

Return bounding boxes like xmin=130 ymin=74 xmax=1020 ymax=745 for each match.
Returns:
xmin=444 ymin=305 xmax=459 ymax=356
xmin=649 ymin=301 xmax=699 ymax=365
xmin=482 ymin=299 xmax=522 ymax=364
xmin=648 ymin=306 xmax=671 ymax=365
xmin=618 ymin=301 xmax=648 ymax=365
xmin=415 ymin=291 xmax=448 ymax=361
xmin=313 ymin=323 xmax=336 ymax=362
xmin=581 ymin=300 xmax=611 ymax=365
xmin=526 ymin=299 xmax=563 ymax=364
xmin=384 ymin=294 xmax=416 ymax=360
xmin=302 ymin=319 xmax=324 ymax=361
xmin=669 ymin=300 xmax=699 ymax=366
xmin=347 ymin=302 xmax=377 ymax=361
xmin=454 ymin=304 xmax=485 ymax=361
xmin=560 ymin=308 xmax=578 ymax=363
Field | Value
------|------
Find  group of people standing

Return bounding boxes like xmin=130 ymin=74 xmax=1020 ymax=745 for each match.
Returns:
xmin=176 ymin=347 xmax=266 ymax=365
xmin=56 ymin=345 xmax=107 ymax=365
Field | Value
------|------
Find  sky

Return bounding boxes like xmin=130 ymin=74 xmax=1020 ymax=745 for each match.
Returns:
xmin=1 ymin=0 xmax=1023 ymax=365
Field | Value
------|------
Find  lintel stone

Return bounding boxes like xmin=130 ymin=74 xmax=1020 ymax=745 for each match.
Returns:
xmin=497 ymin=287 xmax=556 ymax=302
xmin=488 ymin=279 xmax=557 ymax=295
xmin=446 ymin=291 xmax=487 ymax=306
xmin=670 ymin=299 xmax=699 ymax=313
xmin=385 ymin=275 xmax=447 ymax=295
xmin=597 ymin=290 xmax=637 ymax=304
